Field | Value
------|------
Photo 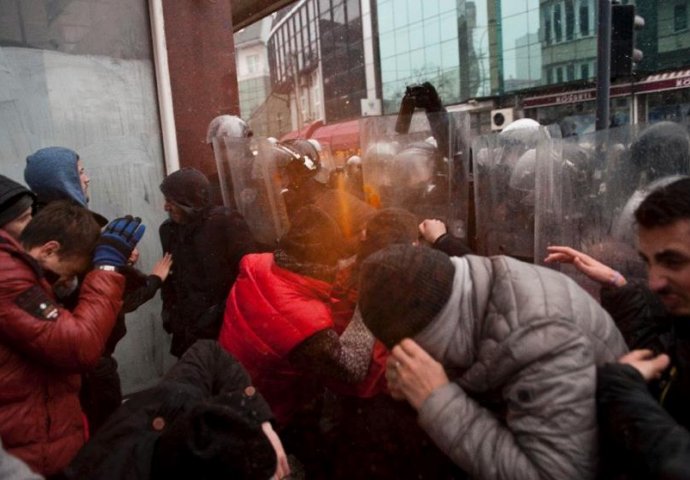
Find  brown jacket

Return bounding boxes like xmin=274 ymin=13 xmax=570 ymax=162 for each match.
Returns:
xmin=0 ymin=231 xmax=124 ymax=476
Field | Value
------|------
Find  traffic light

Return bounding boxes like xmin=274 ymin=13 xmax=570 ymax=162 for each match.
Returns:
xmin=610 ymin=3 xmax=645 ymax=78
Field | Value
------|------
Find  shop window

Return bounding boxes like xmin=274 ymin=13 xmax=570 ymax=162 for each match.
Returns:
xmin=675 ymin=4 xmax=688 ymax=32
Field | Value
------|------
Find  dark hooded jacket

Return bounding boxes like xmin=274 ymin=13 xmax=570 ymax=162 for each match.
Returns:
xmin=64 ymin=340 xmax=275 ymax=480
xmin=159 ymin=168 xmax=256 ymax=357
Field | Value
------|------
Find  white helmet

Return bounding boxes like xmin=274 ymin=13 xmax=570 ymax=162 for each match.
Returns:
xmin=206 ymin=115 xmax=252 ymax=143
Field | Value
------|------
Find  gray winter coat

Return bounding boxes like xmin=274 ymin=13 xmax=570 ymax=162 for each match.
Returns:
xmin=414 ymin=255 xmax=628 ymax=480
xmin=0 ymin=438 xmax=42 ymax=480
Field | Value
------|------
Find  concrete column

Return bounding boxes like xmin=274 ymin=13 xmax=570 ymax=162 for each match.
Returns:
xmin=161 ymin=1 xmax=239 ymax=175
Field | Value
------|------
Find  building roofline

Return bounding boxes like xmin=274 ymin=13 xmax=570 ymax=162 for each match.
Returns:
xmin=268 ymin=0 xmax=307 ymax=41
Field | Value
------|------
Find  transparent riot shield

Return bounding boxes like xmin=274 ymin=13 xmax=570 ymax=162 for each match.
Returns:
xmin=313 ymin=141 xmax=337 ymax=184
xmin=359 ymin=110 xmax=471 ymax=240
xmin=472 ymin=124 xmax=560 ymax=261
xmin=212 ymin=136 xmax=290 ymax=246
xmin=535 ymin=121 xmax=690 ymax=293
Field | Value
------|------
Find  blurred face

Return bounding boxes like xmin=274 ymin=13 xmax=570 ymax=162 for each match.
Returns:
xmin=639 ymin=219 xmax=690 ymax=315
xmin=77 ymin=159 xmax=90 ymax=202
xmin=164 ymin=197 xmax=188 ymax=224
xmin=2 ymin=207 xmax=32 ymax=240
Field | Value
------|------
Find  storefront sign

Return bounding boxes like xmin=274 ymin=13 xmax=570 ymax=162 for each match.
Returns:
xmin=523 ymin=69 xmax=690 ymax=109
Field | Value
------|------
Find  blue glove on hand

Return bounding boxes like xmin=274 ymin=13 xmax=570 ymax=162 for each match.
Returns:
xmin=93 ymin=215 xmax=146 ymax=268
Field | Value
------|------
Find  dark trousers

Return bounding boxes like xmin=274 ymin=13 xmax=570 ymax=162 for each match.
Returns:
xmin=79 ymin=356 xmax=122 ymax=435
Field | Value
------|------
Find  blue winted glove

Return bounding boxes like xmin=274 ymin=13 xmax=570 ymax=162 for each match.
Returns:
xmin=93 ymin=215 xmax=146 ymax=268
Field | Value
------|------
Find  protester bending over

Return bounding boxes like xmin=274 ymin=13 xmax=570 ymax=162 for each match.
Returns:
xmin=64 ymin=340 xmax=289 ymax=480
xmin=358 ymin=244 xmax=627 ymax=480
xmin=0 ymin=202 xmax=143 ymax=476
xmin=329 ymin=208 xmax=464 ymax=480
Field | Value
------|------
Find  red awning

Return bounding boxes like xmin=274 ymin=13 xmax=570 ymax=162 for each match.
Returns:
xmin=310 ymin=119 xmax=360 ymax=150
xmin=280 ymin=120 xmax=324 ymax=141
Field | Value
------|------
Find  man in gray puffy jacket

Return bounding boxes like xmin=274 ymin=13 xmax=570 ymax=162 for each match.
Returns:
xmin=358 ymin=245 xmax=628 ymax=480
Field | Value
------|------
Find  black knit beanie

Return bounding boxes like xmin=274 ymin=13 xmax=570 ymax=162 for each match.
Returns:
xmin=0 ymin=175 xmax=35 ymax=227
xmin=278 ymin=205 xmax=344 ymax=266
xmin=160 ymin=168 xmax=211 ymax=213
xmin=359 ymin=244 xmax=455 ymax=349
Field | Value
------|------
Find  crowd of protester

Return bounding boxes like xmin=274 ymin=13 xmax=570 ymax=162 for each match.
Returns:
xmin=1 ymin=113 xmax=690 ymax=480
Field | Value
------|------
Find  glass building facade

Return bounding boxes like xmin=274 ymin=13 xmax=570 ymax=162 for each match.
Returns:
xmin=265 ymin=0 xmax=690 ymax=126
xmin=268 ymin=1 xmax=320 ymax=89
xmin=319 ymin=0 xmax=366 ymax=121
xmin=267 ymin=0 xmax=366 ymax=124
xmin=376 ymin=0 xmax=461 ymax=113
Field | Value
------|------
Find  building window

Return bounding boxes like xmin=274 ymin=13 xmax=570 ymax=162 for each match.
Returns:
xmin=554 ymin=4 xmax=563 ymax=43
xmin=580 ymin=63 xmax=590 ymax=79
xmin=543 ymin=4 xmax=552 ymax=44
xmin=675 ymin=4 xmax=688 ymax=32
xmin=565 ymin=0 xmax=575 ymax=40
xmin=547 ymin=68 xmax=553 ymax=84
xmin=567 ymin=64 xmax=575 ymax=81
xmin=246 ymin=54 xmax=259 ymax=74
xmin=556 ymin=66 xmax=563 ymax=83
xmin=579 ymin=1 xmax=590 ymax=36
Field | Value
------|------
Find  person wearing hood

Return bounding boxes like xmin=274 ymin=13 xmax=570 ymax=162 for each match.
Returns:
xmin=0 ymin=175 xmax=35 ymax=241
xmin=160 ymin=167 xmax=256 ymax=357
xmin=24 ymin=147 xmax=169 ymax=433
xmin=357 ymin=244 xmax=628 ymax=480
xmin=24 ymin=147 xmax=105 ymax=223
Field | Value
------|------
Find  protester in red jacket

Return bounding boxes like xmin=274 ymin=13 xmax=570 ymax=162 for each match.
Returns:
xmin=219 ymin=205 xmax=381 ymax=478
xmin=219 ymin=205 xmax=378 ymax=425
xmin=0 ymin=201 xmax=143 ymax=476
